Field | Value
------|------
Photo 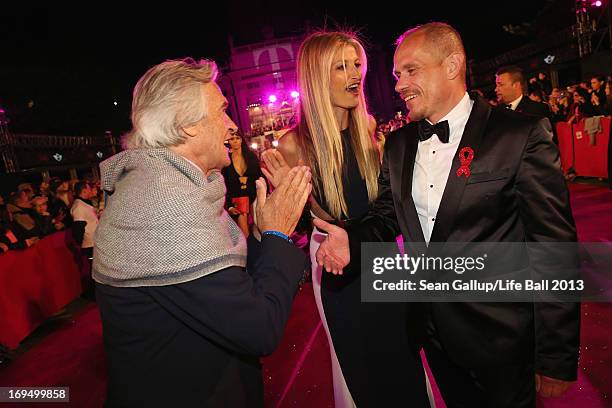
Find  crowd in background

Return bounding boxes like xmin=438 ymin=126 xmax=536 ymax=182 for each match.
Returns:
xmin=244 ymin=115 xmax=297 ymax=139
xmin=0 ymin=178 xmax=102 ymax=255
xmin=375 ymin=72 xmax=612 ymax=135
xmin=522 ymin=72 xmax=612 ymax=123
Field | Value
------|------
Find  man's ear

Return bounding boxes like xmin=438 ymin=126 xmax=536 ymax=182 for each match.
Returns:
xmin=181 ymin=123 xmax=199 ymax=138
xmin=445 ymin=53 xmax=464 ymax=80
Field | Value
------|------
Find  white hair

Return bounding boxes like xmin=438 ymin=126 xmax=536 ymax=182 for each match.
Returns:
xmin=125 ymin=58 xmax=218 ymax=149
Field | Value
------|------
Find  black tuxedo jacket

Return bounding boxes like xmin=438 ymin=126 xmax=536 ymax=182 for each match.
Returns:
xmin=516 ymin=95 xmax=552 ymax=118
xmin=348 ymin=94 xmax=580 ymax=381
xmin=513 ymin=96 xmax=558 ymax=144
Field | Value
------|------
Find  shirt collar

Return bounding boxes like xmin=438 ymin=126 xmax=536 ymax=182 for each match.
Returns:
xmin=432 ymin=92 xmax=473 ymax=143
xmin=76 ymin=197 xmax=94 ymax=207
xmin=509 ymin=94 xmax=523 ymax=110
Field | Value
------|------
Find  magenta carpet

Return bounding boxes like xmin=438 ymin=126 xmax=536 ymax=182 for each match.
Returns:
xmin=0 ymin=182 xmax=610 ymax=407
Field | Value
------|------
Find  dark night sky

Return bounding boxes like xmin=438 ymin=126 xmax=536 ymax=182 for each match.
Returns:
xmin=0 ymin=1 xmax=574 ymax=135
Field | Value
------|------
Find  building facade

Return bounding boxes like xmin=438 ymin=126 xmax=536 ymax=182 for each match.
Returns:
xmin=218 ymin=30 xmax=399 ymax=148
xmin=218 ymin=34 xmax=304 ymax=142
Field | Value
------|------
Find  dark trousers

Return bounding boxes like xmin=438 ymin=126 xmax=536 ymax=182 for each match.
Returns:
xmin=424 ymin=335 xmax=535 ymax=408
xmin=81 ymin=247 xmax=95 ymax=300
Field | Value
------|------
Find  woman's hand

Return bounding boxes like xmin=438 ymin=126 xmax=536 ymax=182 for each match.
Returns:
xmin=255 ymin=166 xmax=312 ymax=237
xmin=261 ymin=149 xmax=292 ymax=189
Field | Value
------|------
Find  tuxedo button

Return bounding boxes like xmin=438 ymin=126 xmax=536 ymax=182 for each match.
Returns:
xmin=430 ymin=184 xmax=434 ymax=188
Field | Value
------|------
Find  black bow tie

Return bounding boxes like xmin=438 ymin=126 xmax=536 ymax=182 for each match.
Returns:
xmin=417 ymin=120 xmax=450 ymax=143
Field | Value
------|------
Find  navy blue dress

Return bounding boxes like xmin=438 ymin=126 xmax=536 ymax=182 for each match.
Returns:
xmin=317 ymin=128 xmax=430 ymax=407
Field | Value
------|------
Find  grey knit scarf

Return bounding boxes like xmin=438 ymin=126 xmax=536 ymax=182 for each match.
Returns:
xmin=92 ymin=148 xmax=247 ymax=287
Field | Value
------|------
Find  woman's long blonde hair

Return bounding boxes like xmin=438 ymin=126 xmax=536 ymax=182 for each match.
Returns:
xmin=296 ymin=31 xmax=379 ymax=219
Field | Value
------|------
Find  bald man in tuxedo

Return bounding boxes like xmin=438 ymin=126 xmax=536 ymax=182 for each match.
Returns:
xmin=314 ymin=23 xmax=579 ymax=408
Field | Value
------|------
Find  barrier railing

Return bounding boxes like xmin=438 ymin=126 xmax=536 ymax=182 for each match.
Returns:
xmin=556 ymin=117 xmax=610 ymax=178
xmin=0 ymin=231 xmax=83 ymax=349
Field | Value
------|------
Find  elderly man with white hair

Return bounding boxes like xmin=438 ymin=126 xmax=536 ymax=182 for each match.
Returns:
xmin=93 ymin=57 xmax=312 ymax=407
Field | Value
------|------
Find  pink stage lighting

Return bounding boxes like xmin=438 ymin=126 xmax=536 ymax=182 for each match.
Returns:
xmin=290 ymin=91 xmax=300 ymax=98
xmin=268 ymin=95 xmax=277 ymax=103
xmin=593 ymin=0 xmax=602 ymax=6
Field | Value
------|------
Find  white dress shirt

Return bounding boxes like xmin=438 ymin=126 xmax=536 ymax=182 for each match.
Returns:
xmin=508 ymin=95 xmax=523 ymax=111
xmin=412 ymin=92 xmax=473 ymax=243
xmin=71 ymin=199 xmax=99 ymax=249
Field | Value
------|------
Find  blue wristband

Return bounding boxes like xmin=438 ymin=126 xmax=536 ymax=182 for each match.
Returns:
xmin=262 ymin=230 xmax=293 ymax=243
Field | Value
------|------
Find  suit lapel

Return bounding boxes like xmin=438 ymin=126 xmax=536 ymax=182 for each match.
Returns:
xmin=428 ymin=94 xmax=491 ymax=243
xmin=399 ymin=125 xmax=426 ymax=243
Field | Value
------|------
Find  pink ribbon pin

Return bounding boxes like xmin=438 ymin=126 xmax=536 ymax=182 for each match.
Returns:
xmin=456 ymin=147 xmax=474 ymax=178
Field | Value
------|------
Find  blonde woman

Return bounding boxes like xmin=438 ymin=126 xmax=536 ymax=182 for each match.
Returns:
xmin=262 ymin=31 xmax=431 ymax=407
